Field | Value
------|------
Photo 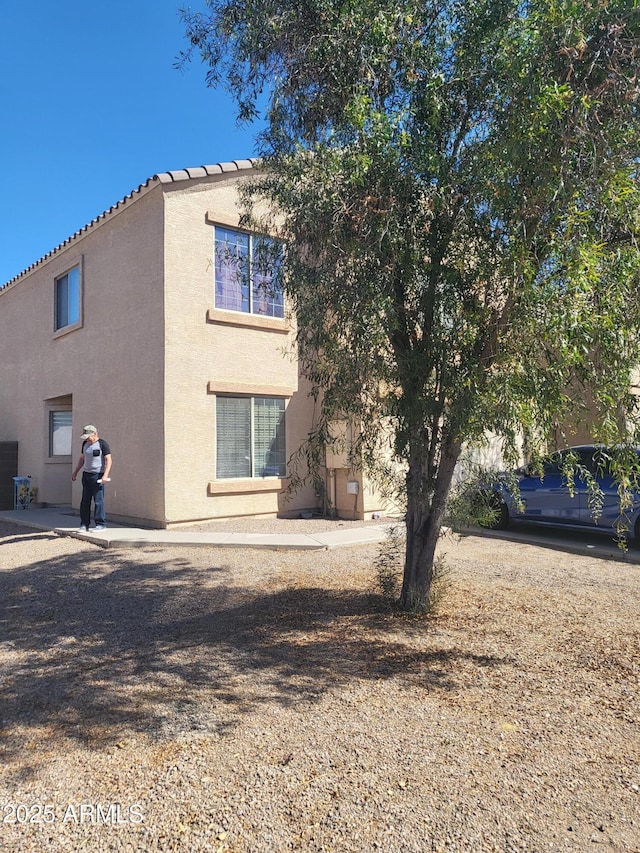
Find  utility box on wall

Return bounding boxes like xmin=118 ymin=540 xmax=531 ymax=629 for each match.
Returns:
xmin=0 ymin=443 xmax=18 ymax=510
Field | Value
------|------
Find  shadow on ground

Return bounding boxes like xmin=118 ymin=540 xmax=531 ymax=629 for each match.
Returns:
xmin=0 ymin=524 xmax=508 ymax=775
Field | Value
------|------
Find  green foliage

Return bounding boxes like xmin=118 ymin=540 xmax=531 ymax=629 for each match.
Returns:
xmin=181 ymin=0 xmax=640 ymax=607
xmin=373 ymin=524 xmax=404 ymax=605
xmin=398 ymin=554 xmax=452 ymax=615
xmin=373 ymin=524 xmax=451 ymax=613
xmin=446 ymin=470 xmax=515 ymax=532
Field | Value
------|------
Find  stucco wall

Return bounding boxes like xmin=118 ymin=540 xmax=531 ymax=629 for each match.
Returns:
xmin=0 ymin=166 xmax=391 ymax=527
xmin=161 ymin=175 xmax=319 ymax=522
xmin=0 ymin=187 xmax=166 ymax=523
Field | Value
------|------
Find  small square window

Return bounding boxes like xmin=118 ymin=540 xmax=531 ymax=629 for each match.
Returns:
xmin=55 ymin=266 xmax=81 ymax=331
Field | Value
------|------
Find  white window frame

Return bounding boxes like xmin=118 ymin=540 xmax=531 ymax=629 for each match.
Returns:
xmin=44 ymin=397 xmax=73 ymax=464
xmin=54 ymin=263 xmax=83 ymax=334
xmin=216 ymin=395 xmax=287 ymax=479
xmin=49 ymin=410 xmax=73 ymax=458
xmin=213 ymin=226 xmax=284 ymax=318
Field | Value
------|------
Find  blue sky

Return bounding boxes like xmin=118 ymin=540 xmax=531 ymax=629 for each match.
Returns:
xmin=0 ymin=0 xmax=263 ymax=285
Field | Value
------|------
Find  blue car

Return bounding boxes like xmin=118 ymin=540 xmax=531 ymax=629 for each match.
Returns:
xmin=482 ymin=445 xmax=640 ymax=539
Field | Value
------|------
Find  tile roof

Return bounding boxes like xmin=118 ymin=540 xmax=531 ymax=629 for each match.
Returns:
xmin=0 ymin=159 xmax=257 ymax=291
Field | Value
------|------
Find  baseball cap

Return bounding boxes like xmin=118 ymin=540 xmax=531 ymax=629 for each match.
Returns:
xmin=81 ymin=425 xmax=98 ymax=439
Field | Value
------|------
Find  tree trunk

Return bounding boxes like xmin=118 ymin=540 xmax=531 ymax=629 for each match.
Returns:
xmin=400 ymin=437 xmax=461 ymax=611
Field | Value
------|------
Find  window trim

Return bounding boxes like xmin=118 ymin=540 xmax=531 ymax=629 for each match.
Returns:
xmin=205 ymin=307 xmax=291 ymax=334
xmin=48 ymin=410 xmax=73 ymax=458
xmin=212 ymin=225 xmax=285 ymax=319
xmin=215 ymin=394 xmax=287 ymax=481
xmin=44 ymin=398 xmax=73 ymax=463
xmin=207 ymin=478 xmax=286 ymax=495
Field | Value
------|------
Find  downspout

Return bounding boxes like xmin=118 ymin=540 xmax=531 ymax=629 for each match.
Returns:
xmin=328 ymin=468 xmax=337 ymax=518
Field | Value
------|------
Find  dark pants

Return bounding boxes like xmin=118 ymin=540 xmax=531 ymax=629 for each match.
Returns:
xmin=80 ymin=472 xmax=105 ymax=527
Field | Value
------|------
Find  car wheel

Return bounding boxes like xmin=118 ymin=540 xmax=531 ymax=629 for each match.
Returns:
xmin=489 ymin=494 xmax=509 ymax=530
xmin=474 ymin=490 xmax=509 ymax=530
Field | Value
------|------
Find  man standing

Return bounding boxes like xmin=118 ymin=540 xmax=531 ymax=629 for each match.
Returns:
xmin=71 ymin=425 xmax=112 ymax=531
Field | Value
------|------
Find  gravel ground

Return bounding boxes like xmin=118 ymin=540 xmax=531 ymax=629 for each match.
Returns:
xmin=0 ymin=519 xmax=639 ymax=853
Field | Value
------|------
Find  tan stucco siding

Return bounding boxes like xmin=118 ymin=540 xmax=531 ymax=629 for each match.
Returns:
xmin=0 ymin=187 xmax=166 ymax=522
xmin=1 ymin=166 xmax=389 ymax=526
xmin=0 ymin=269 xmax=61 ymax=495
xmin=161 ymin=176 xmax=318 ymax=522
xmin=84 ymin=191 xmax=166 ymax=524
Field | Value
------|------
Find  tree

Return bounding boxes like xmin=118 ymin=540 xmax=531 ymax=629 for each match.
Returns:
xmin=180 ymin=0 xmax=640 ymax=610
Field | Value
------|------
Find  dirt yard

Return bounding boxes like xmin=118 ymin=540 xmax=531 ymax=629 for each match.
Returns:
xmin=0 ymin=520 xmax=638 ymax=852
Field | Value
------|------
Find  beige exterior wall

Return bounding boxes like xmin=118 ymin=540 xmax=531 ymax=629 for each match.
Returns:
xmin=161 ymin=173 xmax=318 ymax=523
xmin=0 ymin=164 xmax=389 ymax=526
xmin=322 ymin=419 xmax=397 ymax=520
xmin=0 ymin=187 xmax=166 ymax=523
xmin=324 ymin=467 xmax=395 ymax=521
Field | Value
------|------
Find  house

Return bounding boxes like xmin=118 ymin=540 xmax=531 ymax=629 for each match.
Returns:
xmin=0 ymin=160 xmax=389 ymax=526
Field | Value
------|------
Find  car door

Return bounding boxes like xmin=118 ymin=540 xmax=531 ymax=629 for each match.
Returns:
xmin=516 ymin=450 xmax=582 ymax=523
xmin=579 ymin=448 xmax=640 ymax=531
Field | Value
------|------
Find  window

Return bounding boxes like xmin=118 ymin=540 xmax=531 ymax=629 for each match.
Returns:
xmin=214 ymin=227 xmax=284 ymax=318
xmin=55 ymin=266 xmax=80 ymax=330
xmin=49 ymin=411 xmax=72 ymax=457
xmin=216 ymin=396 xmax=286 ymax=479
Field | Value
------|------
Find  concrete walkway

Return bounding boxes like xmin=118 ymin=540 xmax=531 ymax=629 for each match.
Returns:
xmin=3 ymin=506 xmax=639 ymax=563
xmin=0 ymin=506 xmax=400 ymax=551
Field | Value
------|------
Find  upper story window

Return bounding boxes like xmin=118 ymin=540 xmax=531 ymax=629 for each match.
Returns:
xmin=55 ymin=266 xmax=81 ymax=331
xmin=214 ymin=226 xmax=284 ymax=319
